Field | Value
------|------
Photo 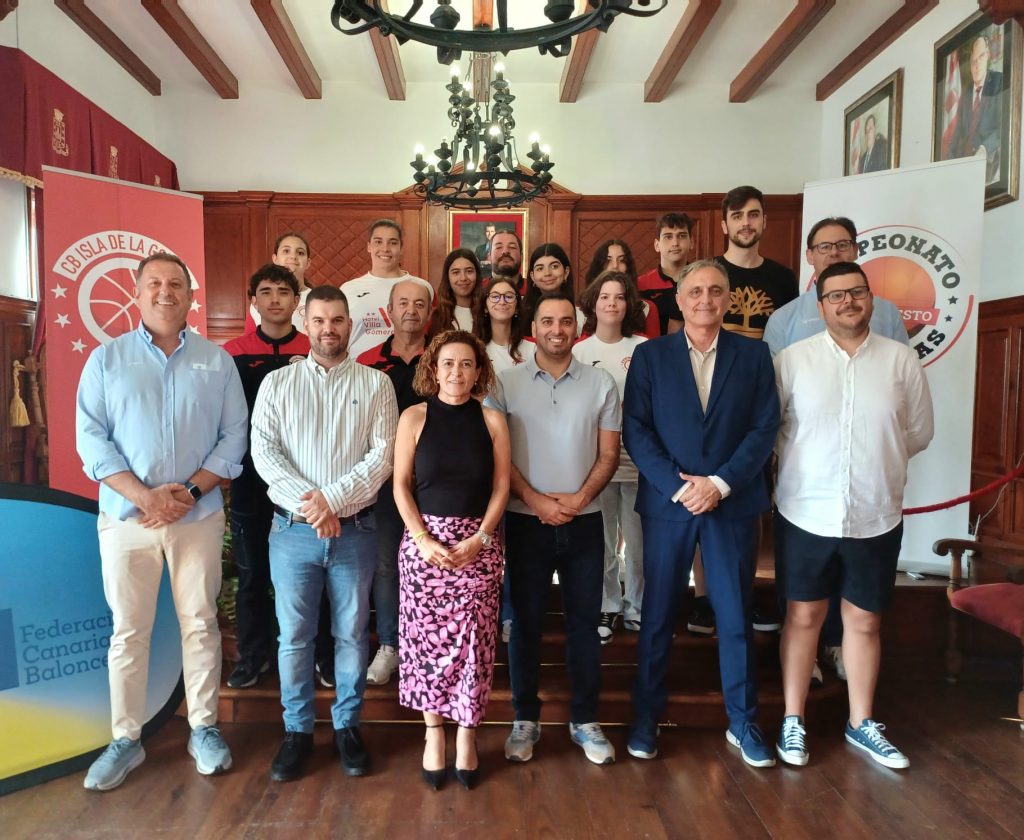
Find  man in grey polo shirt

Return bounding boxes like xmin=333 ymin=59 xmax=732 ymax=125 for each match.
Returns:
xmin=486 ymin=291 xmax=621 ymax=766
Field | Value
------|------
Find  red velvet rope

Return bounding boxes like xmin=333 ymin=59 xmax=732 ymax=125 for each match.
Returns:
xmin=903 ymin=461 xmax=1024 ymax=515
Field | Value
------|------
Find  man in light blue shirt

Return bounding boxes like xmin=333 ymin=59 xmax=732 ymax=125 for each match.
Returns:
xmin=76 ymin=252 xmax=247 ymax=792
xmin=763 ymin=216 xmax=908 ymax=358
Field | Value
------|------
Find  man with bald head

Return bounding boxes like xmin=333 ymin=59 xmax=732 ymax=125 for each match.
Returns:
xmin=357 ymin=279 xmax=432 ymax=685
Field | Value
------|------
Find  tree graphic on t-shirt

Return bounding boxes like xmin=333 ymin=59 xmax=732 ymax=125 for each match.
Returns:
xmin=728 ymin=287 xmax=774 ymax=336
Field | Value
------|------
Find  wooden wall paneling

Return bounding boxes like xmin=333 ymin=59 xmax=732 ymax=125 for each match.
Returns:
xmin=0 ymin=297 xmax=35 ymax=483
xmin=972 ymin=325 xmax=1015 ymax=472
xmin=201 ymin=193 xmax=252 ymax=341
xmin=969 ymin=469 xmax=1006 ymax=538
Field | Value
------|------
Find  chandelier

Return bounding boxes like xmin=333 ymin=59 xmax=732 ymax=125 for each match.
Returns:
xmin=410 ymin=62 xmax=554 ymax=209
xmin=331 ymin=1 xmax=667 ymax=65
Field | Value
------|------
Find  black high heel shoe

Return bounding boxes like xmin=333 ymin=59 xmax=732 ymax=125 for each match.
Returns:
xmin=422 ymin=723 xmax=446 ymax=791
xmin=454 ymin=725 xmax=479 ymax=790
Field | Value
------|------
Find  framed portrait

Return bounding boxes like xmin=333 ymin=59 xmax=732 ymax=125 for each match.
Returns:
xmin=844 ymin=69 xmax=903 ymax=177
xmin=447 ymin=209 xmax=528 ymax=280
xmin=933 ymin=11 xmax=1022 ymax=209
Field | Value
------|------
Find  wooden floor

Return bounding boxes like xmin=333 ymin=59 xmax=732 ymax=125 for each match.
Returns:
xmin=3 ymin=677 xmax=1022 ymax=840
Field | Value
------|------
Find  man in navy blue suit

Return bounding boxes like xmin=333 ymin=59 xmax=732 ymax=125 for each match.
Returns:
xmin=622 ymin=259 xmax=780 ymax=767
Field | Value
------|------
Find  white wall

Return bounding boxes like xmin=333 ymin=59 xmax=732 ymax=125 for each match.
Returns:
xmin=817 ymin=0 xmax=1024 ymax=302
xmin=0 ymin=178 xmax=32 ymax=300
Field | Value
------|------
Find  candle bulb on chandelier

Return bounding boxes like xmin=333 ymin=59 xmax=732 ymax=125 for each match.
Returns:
xmin=414 ymin=143 xmax=424 ymax=162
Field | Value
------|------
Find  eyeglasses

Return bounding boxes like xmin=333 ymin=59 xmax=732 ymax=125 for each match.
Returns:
xmin=820 ymin=285 xmax=870 ymax=304
xmin=487 ymin=292 xmax=517 ymax=304
xmin=810 ymin=239 xmax=857 ymax=255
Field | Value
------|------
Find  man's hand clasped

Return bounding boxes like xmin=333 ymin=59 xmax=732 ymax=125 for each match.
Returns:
xmin=678 ymin=472 xmax=722 ymax=515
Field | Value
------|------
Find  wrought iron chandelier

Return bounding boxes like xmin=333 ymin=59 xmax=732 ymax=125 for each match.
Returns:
xmin=332 ymin=0 xmax=666 ymax=65
xmin=410 ymin=62 xmax=554 ymax=210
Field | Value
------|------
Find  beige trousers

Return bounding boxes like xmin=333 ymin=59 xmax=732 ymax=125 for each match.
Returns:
xmin=98 ymin=510 xmax=225 ymax=740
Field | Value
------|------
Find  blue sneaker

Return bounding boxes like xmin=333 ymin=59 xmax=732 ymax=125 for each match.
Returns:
xmin=83 ymin=737 xmax=145 ymax=791
xmin=776 ymin=715 xmax=809 ymax=766
xmin=845 ymin=719 xmax=909 ymax=769
xmin=627 ymin=720 xmax=658 ymax=759
xmin=726 ymin=722 xmax=776 ymax=768
xmin=188 ymin=725 xmax=233 ymax=775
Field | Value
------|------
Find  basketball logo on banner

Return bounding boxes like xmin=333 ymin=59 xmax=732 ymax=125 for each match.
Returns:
xmin=51 ymin=231 xmax=203 ymax=349
xmin=858 ymin=225 xmax=974 ymax=367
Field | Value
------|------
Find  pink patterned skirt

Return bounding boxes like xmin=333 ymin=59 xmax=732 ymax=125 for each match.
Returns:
xmin=397 ymin=514 xmax=503 ymax=727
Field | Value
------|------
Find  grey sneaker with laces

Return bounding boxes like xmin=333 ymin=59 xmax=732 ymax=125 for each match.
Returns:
xmin=777 ymin=715 xmax=809 ymax=766
xmin=83 ymin=737 xmax=145 ymax=791
xmin=504 ymin=720 xmax=541 ymax=762
xmin=569 ymin=722 xmax=616 ymax=765
xmin=188 ymin=725 xmax=233 ymax=775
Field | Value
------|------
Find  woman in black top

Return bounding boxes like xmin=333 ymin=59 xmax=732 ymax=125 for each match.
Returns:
xmin=393 ymin=330 xmax=511 ymax=790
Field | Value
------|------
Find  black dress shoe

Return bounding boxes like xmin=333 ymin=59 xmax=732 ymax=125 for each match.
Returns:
xmin=335 ymin=726 xmax=370 ymax=776
xmin=454 ymin=767 xmax=479 ymax=790
xmin=422 ymin=766 xmax=447 ymax=790
xmin=270 ymin=731 xmax=313 ymax=782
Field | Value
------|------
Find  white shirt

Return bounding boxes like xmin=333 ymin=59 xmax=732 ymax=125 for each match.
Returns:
xmin=454 ymin=305 xmax=473 ymax=332
xmin=774 ymin=330 xmax=934 ymax=538
xmin=486 ymin=339 xmax=535 ymax=376
xmin=251 ymin=354 xmax=398 ymax=517
xmin=573 ymin=333 xmax=646 ymax=483
xmin=341 ymin=272 xmax=432 ymax=359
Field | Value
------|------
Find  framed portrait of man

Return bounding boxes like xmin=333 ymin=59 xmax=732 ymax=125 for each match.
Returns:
xmin=447 ymin=210 xmax=527 ymax=280
xmin=933 ymin=11 xmax=1022 ymax=209
xmin=844 ymin=69 xmax=903 ymax=177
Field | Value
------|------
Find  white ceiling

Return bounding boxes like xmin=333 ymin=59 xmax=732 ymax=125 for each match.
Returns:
xmin=78 ymin=0 xmax=906 ymax=101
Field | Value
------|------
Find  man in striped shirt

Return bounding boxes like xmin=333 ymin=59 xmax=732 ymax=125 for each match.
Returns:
xmin=251 ymin=284 xmax=398 ymax=782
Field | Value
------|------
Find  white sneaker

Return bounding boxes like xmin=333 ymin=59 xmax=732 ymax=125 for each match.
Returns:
xmin=365 ymin=644 xmax=399 ymax=685
xmin=569 ymin=722 xmax=616 ymax=765
xmin=824 ymin=645 xmax=847 ymax=681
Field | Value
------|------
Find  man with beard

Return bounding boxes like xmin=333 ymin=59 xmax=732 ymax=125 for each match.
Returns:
xmin=489 ymin=229 xmax=525 ymax=291
xmin=486 ymin=292 xmax=621 ymax=767
xmin=773 ymin=262 xmax=932 ymax=769
xmin=252 ymin=285 xmax=398 ymax=782
xmin=356 ymin=279 xmax=431 ymax=686
xmin=715 ymin=185 xmax=798 ymax=341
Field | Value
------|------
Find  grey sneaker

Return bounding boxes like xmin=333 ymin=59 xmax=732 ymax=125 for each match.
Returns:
xmin=569 ymin=722 xmax=616 ymax=765
xmin=188 ymin=725 xmax=233 ymax=775
xmin=504 ymin=720 xmax=541 ymax=762
xmin=366 ymin=644 xmax=399 ymax=685
xmin=83 ymin=737 xmax=145 ymax=791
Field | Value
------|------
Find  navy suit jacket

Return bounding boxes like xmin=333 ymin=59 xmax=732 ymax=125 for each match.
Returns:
xmin=623 ymin=328 xmax=779 ymax=522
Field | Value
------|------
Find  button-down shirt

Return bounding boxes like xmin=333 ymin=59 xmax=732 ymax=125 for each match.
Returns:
xmin=485 ymin=354 xmax=620 ymax=516
xmin=774 ymin=330 xmax=934 ymax=538
xmin=251 ymin=354 xmax=398 ymax=516
xmin=682 ymin=332 xmax=730 ymax=500
xmin=76 ymin=324 xmax=248 ymax=522
xmin=763 ymin=288 xmax=909 ymax=357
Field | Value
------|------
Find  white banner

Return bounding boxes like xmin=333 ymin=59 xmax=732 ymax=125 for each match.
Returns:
xmin=802 ymin=156 xmax=985 ymax=574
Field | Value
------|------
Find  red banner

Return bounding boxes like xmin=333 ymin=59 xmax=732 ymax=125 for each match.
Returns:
xmin=43 ymin=168 xmax=206 ymax=499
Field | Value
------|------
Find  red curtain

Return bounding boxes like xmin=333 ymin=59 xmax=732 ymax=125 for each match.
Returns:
xmin=0 ymin=46 xmax=178 ymax=189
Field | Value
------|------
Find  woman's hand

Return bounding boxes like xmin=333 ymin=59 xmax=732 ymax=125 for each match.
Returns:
xmin=416 ymin=535 xmax=453 ymax=569
xmin=446 ymin=536 xmax=483 ymax=570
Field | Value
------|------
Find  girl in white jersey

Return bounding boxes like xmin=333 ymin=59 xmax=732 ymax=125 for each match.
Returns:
xmin=573 ymin=270 xmax=649 ymax=642
xmin=472 ymin=276 xmax=535 ymax=377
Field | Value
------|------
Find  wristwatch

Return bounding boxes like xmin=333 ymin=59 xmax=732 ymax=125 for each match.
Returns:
xmin=185 ymin=482 xmax=203 ymax=502
xmin=476 ymin=530 xmax=492 ymax=547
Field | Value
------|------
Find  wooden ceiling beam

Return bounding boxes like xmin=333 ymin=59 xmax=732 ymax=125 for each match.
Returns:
xmin=1 ymin=1 xmax=19 ymax=23
xmin=54 ymin=0 xmax=161 ymax=95
xmin=729 ymin=0 xmax=834 ymax=103
xmin=816 ymin=0 xmax=938 ymax=101
xmin=251 ymin=0 xmax=321 ymax=99
xmin=367 ymin=0 xmax=405 ymax=101
xmin=644 ymin=0 xmax=722 ymax=103
xmin=560 ymin=28 xmax=600 ymax=103
xmin=141 ymin=0 xmax=238 ymax=99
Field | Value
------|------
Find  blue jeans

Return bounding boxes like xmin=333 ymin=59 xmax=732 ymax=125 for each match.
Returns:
xmin=505 ymin=511 xmax=603 ymax=724
xmin=371 ymin=482 xmax=400 ymax=647
xmin=269 ymin=511 xmax=377 ymax=732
